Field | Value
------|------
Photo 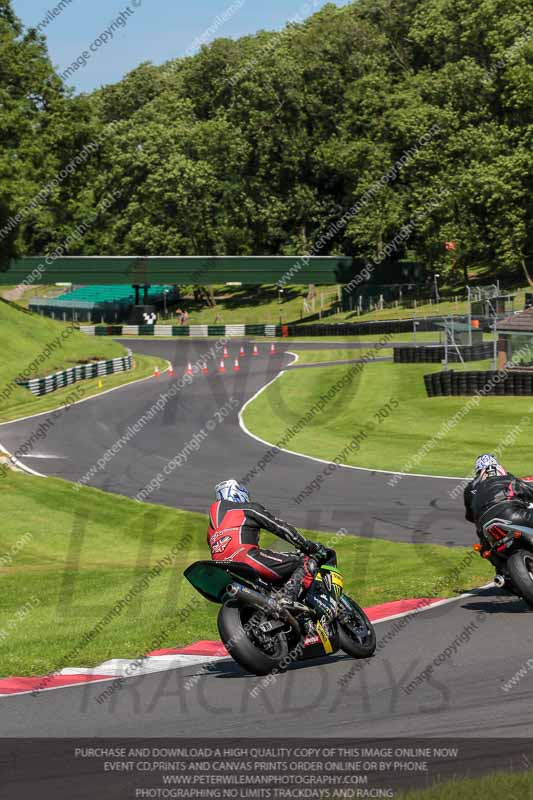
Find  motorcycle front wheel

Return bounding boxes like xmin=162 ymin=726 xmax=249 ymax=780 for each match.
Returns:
xmin=217 ymin=600 xmax=289 ymax=676
xmin=337 ymin=594 xmax=376 ymax=658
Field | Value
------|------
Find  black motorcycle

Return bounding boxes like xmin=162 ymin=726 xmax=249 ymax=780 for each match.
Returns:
xmin=184 ymin=547 xmax=376 ymax=676
xmin=480 ymin=519 xmax=533 ymax=606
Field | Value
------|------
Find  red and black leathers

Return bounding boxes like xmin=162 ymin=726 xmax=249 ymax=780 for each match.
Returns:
xmin=207 ymin=499 xmax=314 ymax=588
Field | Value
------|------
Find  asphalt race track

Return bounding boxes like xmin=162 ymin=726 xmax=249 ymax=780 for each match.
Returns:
xmin=0 ymin=339 xmax=469 ymax=547
xmin=1 ymin=340 xmax=532 ymax=761
xmin=2 ymin=586 xmax=532 ymax=741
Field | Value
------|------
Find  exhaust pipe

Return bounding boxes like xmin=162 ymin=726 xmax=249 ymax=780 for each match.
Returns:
xmin=227 ymin=582 xmax=279 ymax=613
xmin=494 ymin=574 xmax=506 ymax=589
xmin=227 ymin=582 xmax=301 ymax=637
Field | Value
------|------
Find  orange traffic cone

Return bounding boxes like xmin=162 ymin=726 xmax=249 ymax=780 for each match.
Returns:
xmin=154 ymin=366 xmax=161 ymax=377
xmin=218 ymin=359 xmax=226 ymax=374
xmin=233 ymin=358 xmax=240 ymax=372
xmin=168 ymin=364 xmax=175 ymax=377
xmin=185 ymin=362 xmax=193 ymax=376
xmin=223 ymin=346 xmax=230 ymax=359
xmin=252 ymin=345 xmax=259 ymax=357
xmin=202 ymin=362 xmax=209 ymax=375
xmin=270 ymin=343 xmax=277 ymax=355
xmin=239 ymin=346 xmax=245 ymax=357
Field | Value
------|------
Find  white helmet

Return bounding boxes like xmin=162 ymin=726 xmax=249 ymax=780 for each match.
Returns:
xmin=474 ymin=454 xmax=506 ymax=481
xmin=215 ymin=479 xmax=249 ymax=503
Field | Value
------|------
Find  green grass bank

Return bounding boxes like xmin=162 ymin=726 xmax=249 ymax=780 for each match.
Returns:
xmin=0 ymin=471 xmax=489 ymax=676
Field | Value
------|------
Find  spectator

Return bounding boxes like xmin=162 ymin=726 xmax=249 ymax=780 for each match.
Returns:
xmin=181 ymin=309 xmax=189 ymax=326
xmin=175 ymin=307 xmax=183 ymax=324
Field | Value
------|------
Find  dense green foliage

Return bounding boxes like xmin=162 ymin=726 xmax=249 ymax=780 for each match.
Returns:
xmin=0 ymin=1 xmax=101 ymax=268
xmin=1 ymin=0 xmax=531 ymax=285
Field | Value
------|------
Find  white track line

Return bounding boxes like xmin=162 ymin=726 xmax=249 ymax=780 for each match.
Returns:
xmin=0 ymin=362 xmax=172 ymax=478
xmin=0 ymin=343 xmax=480 ymax=698
xmin=0 ymin=362 xmax=172 ymax=428
xmin=368 ymin=583 xmax=494 ymax=625
xmin=22 ymin=454 xmax=66 ymax=459
xmin=2 ymin=346 xmax=456 ymax=481
xmin=0 ymin=584 xmax=495 ymax=699
xmin=60 ymin=654 xmax=225 ymax=677
xmin=238 ymin=364 xmax=459 ymax=482
xmin=0 ymin=447 xmax=45 ymax=477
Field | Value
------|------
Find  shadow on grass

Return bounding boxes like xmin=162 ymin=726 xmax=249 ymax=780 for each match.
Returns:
xmin=183 ymin=286 xmax=305 ymax=315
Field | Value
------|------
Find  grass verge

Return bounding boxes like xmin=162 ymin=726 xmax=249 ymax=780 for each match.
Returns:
xmin=164 ymin=285 xmax=316 ymax=325
xmin=318 ymin=287 xmax=526 ymax=324
xmin=0 ymin=471 xmax=490 ymax=676
xmin=292 ymin=349 xmax=393 ymax=364
xmin=0 ymin=353 xmax=162 ymax=424
xmin=0 ymin=285 xmax=61 ymax=307
xmin=0 ymin=300 xmax=161 ymax=422
xmin=399 ymin=771 xmax=533 ymax=798
xmin=242 ymin=359 xmax=533 ymax=477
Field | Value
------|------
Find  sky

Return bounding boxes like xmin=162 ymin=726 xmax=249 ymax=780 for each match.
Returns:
xmin=13 ymin=0 xmax=351 ymax=93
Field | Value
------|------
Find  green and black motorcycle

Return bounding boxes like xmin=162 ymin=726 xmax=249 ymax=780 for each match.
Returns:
xmin=184 ymin=547 xmax=376 ymax=676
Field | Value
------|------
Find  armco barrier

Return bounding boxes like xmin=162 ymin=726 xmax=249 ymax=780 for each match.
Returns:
xmin=16 ymin=353 xmax=133 ymax=397
xmin=424 ymin=369 xmax=533 ymax=397
xmin=395 ymin=342 xmax=493 ymax=364
xmin=289 ymin=319 xmax=441 ymax=336
xmin=83 ymin=323 xmax=280 ymax=337
xmin=81 ymin=318 xmax=444 ymax=338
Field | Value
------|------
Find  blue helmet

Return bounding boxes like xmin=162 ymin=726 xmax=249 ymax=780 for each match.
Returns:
xmin=474 ymin=454 xmax=506 ymax=480
xmin=215 ymin=479 xmax=249 ymax=503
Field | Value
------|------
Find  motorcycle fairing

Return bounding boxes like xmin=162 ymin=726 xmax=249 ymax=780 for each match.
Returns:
xmin=184 ymin=560 xmax=269 ymax=604
xmin=316 ymin=620 xmax=333 ymax=654
xmin=305 ymin=565 xmax=342 ymax=625
xmin=316 ymin=565 xmax=344 ymax=600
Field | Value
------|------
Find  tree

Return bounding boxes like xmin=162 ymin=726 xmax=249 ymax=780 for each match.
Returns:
xmin=0 ymin=0 xmax=66 ymax=269
xmin=4 ymin=0 xmax=530 ymax=288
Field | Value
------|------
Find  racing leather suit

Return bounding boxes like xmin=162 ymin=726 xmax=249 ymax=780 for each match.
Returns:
xmin=207 ymin=499 xmax=316 ymax=595
xmin=464 ymin=473 xmax=533 ymax=568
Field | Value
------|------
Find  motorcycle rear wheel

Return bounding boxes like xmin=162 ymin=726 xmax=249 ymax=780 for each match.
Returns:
xmin=217 ymin=600 xmax=289 ymax=676
xmin=338 ymin=594 xmax=376 ymax=658
xmin=507 ymin=550 xmax=533 ymax=609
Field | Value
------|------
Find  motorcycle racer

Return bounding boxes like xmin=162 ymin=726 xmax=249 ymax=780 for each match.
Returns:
xmin=464 ymin=454 xmax=533 ymax=573
xmin=207 ymin=479 xmax=331 ymax=601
